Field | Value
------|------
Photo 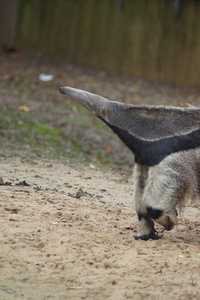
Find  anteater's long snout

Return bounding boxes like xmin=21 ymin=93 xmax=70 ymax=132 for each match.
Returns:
xmin=59 ymin=86 xmax=86 ymax=98
xmin=59 ymin=86 xmax=110 ymax=117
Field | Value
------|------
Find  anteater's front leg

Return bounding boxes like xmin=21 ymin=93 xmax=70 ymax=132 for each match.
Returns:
xmin=143 ymin=162 xmax=180 ymax=232
xmin=133 ymin=164 xmax=160 ymax=240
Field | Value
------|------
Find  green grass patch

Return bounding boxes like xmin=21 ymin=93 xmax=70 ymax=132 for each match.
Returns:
xmin=0 ymin=81 xmax=133 ymax=172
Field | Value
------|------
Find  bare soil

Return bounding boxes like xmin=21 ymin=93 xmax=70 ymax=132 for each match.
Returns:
xmin=0 ymin=52 xmax=200 ymax=299
xmin=0 ymin=157 xmax=200 ymax=300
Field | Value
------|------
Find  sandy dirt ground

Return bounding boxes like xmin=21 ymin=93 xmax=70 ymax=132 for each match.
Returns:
xmin=0 ymin=157 xmax=200 ymax=300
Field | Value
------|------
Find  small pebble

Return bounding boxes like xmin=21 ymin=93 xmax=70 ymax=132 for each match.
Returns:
xmin=81 ymin=294 xmax=88 ymax=299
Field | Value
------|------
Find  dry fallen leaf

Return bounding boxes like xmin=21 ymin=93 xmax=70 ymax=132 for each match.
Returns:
xmin=18 ymin=105 xmax=30 ymax=112
xmin=179 ymin=102 xmax=194 ymax=108
xmin=107 ymin=147 xmax=115 ymax=153
xmin=87 ymin=261 xmax=93 ymax=265
xmin=92 ymin=157 xmax=101 ymax=164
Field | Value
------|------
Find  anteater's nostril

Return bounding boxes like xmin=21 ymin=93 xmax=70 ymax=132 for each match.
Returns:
xmin=59 ymin=87 xmax=64 ymax=94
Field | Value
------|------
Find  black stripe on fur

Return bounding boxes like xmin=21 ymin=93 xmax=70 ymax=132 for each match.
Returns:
xmin=99 ymin=117 xmax=200 ymax=167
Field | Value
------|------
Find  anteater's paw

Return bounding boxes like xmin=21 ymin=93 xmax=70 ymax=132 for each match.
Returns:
xmin=135 ymin=230 xmax=163 ymax=241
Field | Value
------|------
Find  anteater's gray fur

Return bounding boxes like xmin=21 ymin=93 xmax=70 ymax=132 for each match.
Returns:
xmin=60 ymin=86 xmax=200 ymax=240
